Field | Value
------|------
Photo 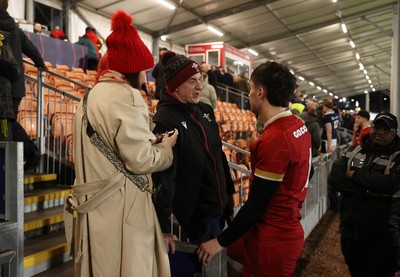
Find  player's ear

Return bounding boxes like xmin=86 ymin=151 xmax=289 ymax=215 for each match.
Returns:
xmin=259 ymin=86 xmax=266 ymax=100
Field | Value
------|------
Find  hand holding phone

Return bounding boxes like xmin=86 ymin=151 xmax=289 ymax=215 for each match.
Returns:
xmin=161 ymin=128 xmax=178 ymax=147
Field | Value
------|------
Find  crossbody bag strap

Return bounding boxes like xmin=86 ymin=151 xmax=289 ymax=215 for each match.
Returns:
xmin=82 ymin=91 xmax=154 ymax=194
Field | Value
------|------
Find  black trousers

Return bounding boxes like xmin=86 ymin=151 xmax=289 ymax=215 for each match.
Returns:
xmin=12 ymin=97 xmax=40 ymax=169
xmin=341 ymin=236 xmax=400 ymax=277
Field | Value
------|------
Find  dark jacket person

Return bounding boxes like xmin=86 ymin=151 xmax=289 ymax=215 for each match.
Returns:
xmin=328 ymin=112 xmax=400 ymax=276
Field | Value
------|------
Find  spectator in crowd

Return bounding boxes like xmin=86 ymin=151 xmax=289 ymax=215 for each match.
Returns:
xmin=300 ymin=99 xmax=321 ymax=157
xmin=198 ymin=61 xmax=312 ymax=277
xmin=224 ymin=67 xmax=235 ymax=87
xmin=0 ymin=0 xmax=46 ymax=169
xmin=352 ymin=109 xmax=371 ymax=146
xmin=321 ymin=99 xmax=339 ymax=153
xmin=328 ymin=112 xmax=400 ymax=277
xmin=215 ymin=65 xmax=225 ymax=84
xmin=322 ymin=99 xmax=340 ymax=209
xmin=75 ymin=27 xmax=100 ymax=70
xmin=201 ymin=62 xmax=218 ymax=91
xmin=0 ymin=29 xmax=20 ymax=141
xmin=291 ymin=89 xmax=305 ymax=104
xmin=235 ymin=72 xmax=250 ymax=93
xmin=50 ymin=26 xmax=68 ymax=41
xmin=290 ymin=102 xmax=305 ymax=116
xmin=341 ymin=110 xmax=355 ymax=131
xmin=152 ymin=51 xmax=234 ymax=245
xmin=68 ymin=10 xmax=178 ymax=277
xmin=33 ymin=22 xmax=42 ymax=34
xmin=84 ymin=27 xmax=102 ymax=59
xmin=199 ymin=72 xmax=217 ymax=109
xmin=151 ymin=47 xmax=168 ymax=100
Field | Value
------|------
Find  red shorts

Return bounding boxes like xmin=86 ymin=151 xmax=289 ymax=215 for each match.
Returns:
xmin=227 ymin=234 xmax=303 ymax=277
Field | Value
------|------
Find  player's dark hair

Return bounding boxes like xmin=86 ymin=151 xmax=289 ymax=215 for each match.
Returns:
xmin=251 ymin=61 xmax=298 ymax=107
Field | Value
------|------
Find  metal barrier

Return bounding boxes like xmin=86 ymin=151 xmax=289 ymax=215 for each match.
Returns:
xmin=217 ymin=84 xmax=250 ymax=110
xmin=22 ymin=61 xmax=90 ymax=185
xmin=0 ymin=142 xmax=24 ymax=277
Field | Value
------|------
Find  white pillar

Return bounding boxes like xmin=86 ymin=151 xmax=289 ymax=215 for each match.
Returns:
xmin=391 ymin=3 xmax=400 ymax=118
xmin=25 ymin=0 xmax=34 ymax=22
xmin=365 ymin=93 xmax=370 ymax=111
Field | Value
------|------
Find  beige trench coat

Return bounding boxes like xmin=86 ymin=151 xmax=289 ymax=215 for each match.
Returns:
xmin=66 ymin=80 xmax=173 ymax=277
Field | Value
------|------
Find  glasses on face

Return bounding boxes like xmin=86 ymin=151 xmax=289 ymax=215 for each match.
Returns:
xmin=371 ymin=124 xmax=396 ymax=134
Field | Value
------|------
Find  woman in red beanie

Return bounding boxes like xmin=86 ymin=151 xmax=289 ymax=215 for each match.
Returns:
xmin=66 ymin=10 xmax=178 ymax=277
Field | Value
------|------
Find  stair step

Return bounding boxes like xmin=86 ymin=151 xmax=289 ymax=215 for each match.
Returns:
xmin=24 ymin=206 xmax=64 ymax=239
xmin=24 ymin=173 xmax=58 ymax=191
xmin=24 ymin=186 xmax=72 ymax=213
xmin=24 ymin=230 xmax=70 ymax=277
xmin=33 ymin=260 xmax=74 ymax=277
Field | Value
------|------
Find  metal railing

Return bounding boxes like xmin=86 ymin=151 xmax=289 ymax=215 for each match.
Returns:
xmin=217 ymin=83 xmax=250 ymax=110
xmin=22 ymin=61 xmax=91 ymax=185
xmin=0 ymin=142 xmax=24 ymax=277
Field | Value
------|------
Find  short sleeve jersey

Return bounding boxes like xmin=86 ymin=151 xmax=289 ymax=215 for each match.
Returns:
xmin=250 ymin=111 xmax=311 ymax=239
xmin=321 ymin=111 xmax=340 ymax=140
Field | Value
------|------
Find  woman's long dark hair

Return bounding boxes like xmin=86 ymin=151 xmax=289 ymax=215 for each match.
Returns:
xmin=123 ymin=72 xmax=141 ymax=89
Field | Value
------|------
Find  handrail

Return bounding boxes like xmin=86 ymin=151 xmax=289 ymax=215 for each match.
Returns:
xmin=23 ymin=60 xmax=91 ymax=91
xmin=24 ymin=75 xmax=82 ymax=102
xmin=222 ymin=140 xmax=250 ymax=156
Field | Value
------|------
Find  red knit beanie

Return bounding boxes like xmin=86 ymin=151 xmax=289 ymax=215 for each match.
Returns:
xmin=162 ymin=51 xmax=201 ymax=93
xmin=106 ymin=10 xmax=154 ymax=73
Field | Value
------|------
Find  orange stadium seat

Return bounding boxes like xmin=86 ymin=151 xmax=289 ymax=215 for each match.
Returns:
xmin=55 ymin=64 xmax=70 ymax=72
xmin=18 ymin=97 xmax=38 ymax=113
xmin=17 ymin=111 xmax=37 ymax=139
xmin=71 ymin=67 xmax=85 ymax=74
xmin=86 ymin=69 xmax=97 ymax=76
xmin=51 ymin=112 xmax=74 ymax=144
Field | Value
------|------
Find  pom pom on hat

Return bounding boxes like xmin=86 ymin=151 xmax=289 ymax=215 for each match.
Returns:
xmin=106 ymin=10 xmax=154 ymax=73
xmin=162 ymin=51 xmax=201 ymax=93
xmin=111 ymin=10 xmax=133 ymax=30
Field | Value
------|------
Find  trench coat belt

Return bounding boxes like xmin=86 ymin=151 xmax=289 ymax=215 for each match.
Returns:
xmin=63 ymin=171 xmax=125 ymax=259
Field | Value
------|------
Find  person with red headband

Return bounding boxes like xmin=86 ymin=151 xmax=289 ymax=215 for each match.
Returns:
xmin=151 ymin=51 xmax=234 ymax=255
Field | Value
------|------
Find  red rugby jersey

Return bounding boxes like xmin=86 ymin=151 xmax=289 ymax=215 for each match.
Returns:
xmin=250 ymin=110 xmax=312 ymax=239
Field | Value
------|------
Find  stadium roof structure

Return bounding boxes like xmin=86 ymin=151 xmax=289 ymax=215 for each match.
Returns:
xmin=75 ymin=0 xmax=399 ymax=100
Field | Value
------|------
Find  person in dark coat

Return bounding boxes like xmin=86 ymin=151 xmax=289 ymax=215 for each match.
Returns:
xmin=328 ymin=112 xmax=400 ymax=277
xmin=0 ymin=0 xmax=46 ymax=169
xmin=0 ymin=0 xmax=46 ymax=114
xmin=201 ymin=62 xmax=218 ymax=91
xmin=152 ymin=51 xmax=234 ymax=244
xmin=0 ymin=29 xmax=20 ymax=141
xmin=75 ymin=29 xmax=99 ymax=70
xmin=300 ymin=99 xmax=321 ymax=157
xmin=151 ymin=47 xmax=168 ymax=100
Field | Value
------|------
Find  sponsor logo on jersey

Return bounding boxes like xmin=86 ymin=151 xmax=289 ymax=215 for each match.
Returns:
xmin=293 ymin=125 xmax=308 ymax=138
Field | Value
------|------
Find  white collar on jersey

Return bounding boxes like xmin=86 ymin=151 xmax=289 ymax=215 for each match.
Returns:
xmin=263 ymin=109 xmax=292 ymax=130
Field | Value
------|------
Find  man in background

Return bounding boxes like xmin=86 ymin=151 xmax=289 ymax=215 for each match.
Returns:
xmin=201 ymin=62 xmax=218 ymax=91
xmin=151 ymin=47 xmax=168 ymax=100
xmin=0 ymin=0 xmax=47 ymax=169
xmin=352 ymin=109 xmax=371 ymax=146
xmin=321 ymin=99 xmax=339 ymax=154
xmin=328 ymin=112 xmax=400 ymax=276
xmin=33 ymin=22 xmax=42 ymax=34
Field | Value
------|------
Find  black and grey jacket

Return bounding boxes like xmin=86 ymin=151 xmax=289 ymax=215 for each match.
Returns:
xmin=0 ymin=10 xmax=45 ymax=99
xmin=152 ymin=90 xmax=234 ymax=233
xmin=328 ymin=135 xmax=400 ymax=245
